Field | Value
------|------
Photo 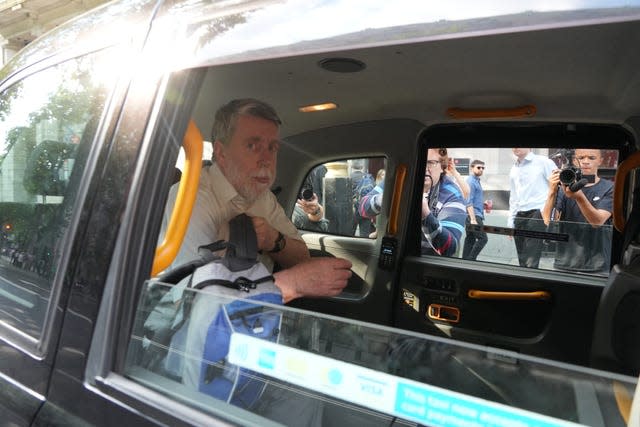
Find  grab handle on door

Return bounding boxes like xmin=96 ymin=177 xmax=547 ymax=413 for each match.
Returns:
xmin=468 ymin=290 xmax=551 ymax=301
xmin=427 ymin=304 xmax=460 ymax=323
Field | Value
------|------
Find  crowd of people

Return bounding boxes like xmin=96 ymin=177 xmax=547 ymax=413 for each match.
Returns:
xmin=286 ymin=140 xmax=612 ymax=273
xmin=351 ymin=146 xmax=612 ymax=273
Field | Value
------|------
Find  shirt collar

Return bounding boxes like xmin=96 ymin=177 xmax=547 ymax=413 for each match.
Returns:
xmin=516 ymin=151 xmax=535 ymax=165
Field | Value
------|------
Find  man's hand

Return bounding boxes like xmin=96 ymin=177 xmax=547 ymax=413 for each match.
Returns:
xmin=273 ymin=257 xmax=353 ymax=303
xmin=421 ymin=194 xmax=431 ymax=219
xmin=251 ymin=216 xmax=279 ymax=252
xmin=548 ymin=169 xmax=561 ymax=192
xmin=562 ymin=184 xmax=581 ymax=199
xmin=446 ymin=158 xmax=458 ymax=177
xmin=296 ymin=193 xmax=323 ymax=221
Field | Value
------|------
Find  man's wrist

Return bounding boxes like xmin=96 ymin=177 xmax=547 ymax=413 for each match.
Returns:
xmin=273 ymin=270 xmax=298 ymax=303
xmin=269 ymin=231 xmax=286 ymax=253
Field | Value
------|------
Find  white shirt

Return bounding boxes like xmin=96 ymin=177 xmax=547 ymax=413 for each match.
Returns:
xmin=160 ymin=163 xmax=301 ymax=268
xmin=508 ymin=152 xmax=556 ymax=227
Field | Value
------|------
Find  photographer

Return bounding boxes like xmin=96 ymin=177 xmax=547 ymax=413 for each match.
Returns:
xmin=542 ymin=148 xmax=613 ymax=273
xmin=420 ymin=148 xmax=467 ymax=257
xmin=357 ymin=176 xmax=384 ymax=238
xmin=292 ymin=186 xmax=328 ymax=232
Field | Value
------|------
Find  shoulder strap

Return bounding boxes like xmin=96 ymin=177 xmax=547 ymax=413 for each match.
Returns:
xmin=156 ymin=241 xmax=226 ymax=284
xmin=223 ymin=214 xmax=259 ymax=272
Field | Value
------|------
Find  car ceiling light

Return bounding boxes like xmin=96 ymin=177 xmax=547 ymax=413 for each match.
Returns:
xmin=299 ymin=102 xmax=338 ymax=113
xmin=447 ymin=105 xmax=536 ymax=119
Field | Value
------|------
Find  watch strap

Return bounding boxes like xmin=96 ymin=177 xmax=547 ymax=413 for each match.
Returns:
xmin=269 ymin=231 xmax=286 ymax=253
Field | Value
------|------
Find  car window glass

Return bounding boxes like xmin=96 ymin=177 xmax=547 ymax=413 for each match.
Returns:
xmin=293 ymin=158 xmax=386 ymax=238
xmin=125 ymin=280 xmax=636 ymax=425
xmin=419 ymin=147 xmax=617 ymax=278
xmin=0 ymin=52 xmax=113 ymax=341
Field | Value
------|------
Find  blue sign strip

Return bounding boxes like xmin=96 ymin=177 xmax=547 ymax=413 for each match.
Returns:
xmin=395 ymin=382 xmax=569 ymax=427
xmin=229 ymin=334 xmax=582 ymax=427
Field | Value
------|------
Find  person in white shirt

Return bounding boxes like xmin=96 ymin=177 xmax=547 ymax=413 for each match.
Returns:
xmin=508 ymin=148 xmax=556 ymax=268
xmin=162 ymin=98 xmax=352 ymax=302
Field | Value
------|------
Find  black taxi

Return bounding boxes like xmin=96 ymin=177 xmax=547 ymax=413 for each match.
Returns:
xmin=1 ymin=1 xmax=640 ymax=425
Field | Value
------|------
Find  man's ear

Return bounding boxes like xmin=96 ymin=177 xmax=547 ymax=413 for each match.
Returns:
xmin=213 ymin=140 xmax=225 ymax=164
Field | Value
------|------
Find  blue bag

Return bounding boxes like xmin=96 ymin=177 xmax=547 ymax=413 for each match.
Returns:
xmin=166 ymin=214 xmax=283 ymax=408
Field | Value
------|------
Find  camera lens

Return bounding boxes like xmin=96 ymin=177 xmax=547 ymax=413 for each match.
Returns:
xmin=559 ymin=168 xmax=576 ymax=185
xmin=301 ymin=188 xmax=314 ymax=201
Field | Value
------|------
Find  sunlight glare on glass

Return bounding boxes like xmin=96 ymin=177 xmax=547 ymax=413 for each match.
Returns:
xmin=196 ymin=0 xmax=640 ymax=60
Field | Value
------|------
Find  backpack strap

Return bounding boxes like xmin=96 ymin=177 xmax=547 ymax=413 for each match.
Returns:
xmin=194 ymin=275 xmax=275 ymax=292
xmin=156 ymin=240 xmax=226 ymax=284
xmin=223 ymin=214 xmax=260 ymax=272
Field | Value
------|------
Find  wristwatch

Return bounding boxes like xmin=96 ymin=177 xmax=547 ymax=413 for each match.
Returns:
xmin=269 ymin=231 xmax=286 ymax=253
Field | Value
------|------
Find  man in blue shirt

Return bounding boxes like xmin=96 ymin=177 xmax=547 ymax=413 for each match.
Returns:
xmin=542 ymin=149 xmax=613 ymax=273
xmin=462 ymin=160 xmax=488 ymax=260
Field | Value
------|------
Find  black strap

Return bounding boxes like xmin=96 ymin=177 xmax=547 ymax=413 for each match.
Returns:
xmin=156 ymin=240 xmax=226 ymax=284
xmin=223 ymin=214 xmax=260 ymax=272
xmin=194 ymin=275 xmax=274 ymax=292
xmin=155 ymin=214 xmax=259 ymax=282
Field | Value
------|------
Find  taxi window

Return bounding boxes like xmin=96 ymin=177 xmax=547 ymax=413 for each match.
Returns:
xmin=124 ymin=279 xmax=635 ymax=426
xmin=0 ymin=51 xmax=114 ymax=343
xmin=419 ymin=147 xmax=617 ymax=278
xmin=293 ymin=158 xmax=386 ymax=238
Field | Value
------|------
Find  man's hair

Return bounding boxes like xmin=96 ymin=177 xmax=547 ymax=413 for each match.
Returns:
xmin=470 ymin=159 xmax=485 ymax=167
xmin=211 ymin=98 xmax=282 ymax=147
xmin=437 ymin=147 xmax=448 ymax=168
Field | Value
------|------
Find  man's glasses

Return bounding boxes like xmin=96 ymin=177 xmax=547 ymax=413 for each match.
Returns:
xmin=475 ymin=166 xmax=485 ymax=170
xmin=426 ymin=160 xmax=440 ymax=169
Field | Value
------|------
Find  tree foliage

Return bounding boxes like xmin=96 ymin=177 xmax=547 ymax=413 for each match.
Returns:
xmin=23 ymin=140 xmax=77 ymax=198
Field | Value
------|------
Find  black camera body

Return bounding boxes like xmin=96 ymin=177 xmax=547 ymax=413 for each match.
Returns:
xmin=559 ymin=166 xmax=582 ymax=186
xmin=559 ymin=166 xmax=596 ymax=186
xmin=299 ymin=186 xmax=314 ymax=201
xmin=551 ymin=149 xmax=596 ymax=191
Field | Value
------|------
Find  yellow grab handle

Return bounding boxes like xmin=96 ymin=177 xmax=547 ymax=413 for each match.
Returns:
xmin=468 ymin=290 xmax=551 ymax=301
xmin=613 ymin=151 xmax=640 ymax=232
xmin=151 ymin=120 xmax=203 ymax=276
xmin=387 ymin=163 xmax=407 ymax=236
xmin=613 ymin=381 xmax=631 ymax=424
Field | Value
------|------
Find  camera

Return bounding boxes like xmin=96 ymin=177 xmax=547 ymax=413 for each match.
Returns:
xmin=558 ymin=166 xmax=583 ymax=186
xmin=299 ymin=186 xmax=314 ymax=201
xmin=550 ymin=149 xmax=596 ymax=190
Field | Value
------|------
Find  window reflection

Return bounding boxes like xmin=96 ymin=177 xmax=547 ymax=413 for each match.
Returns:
xmin=126 ymin=280 xmax=636 ymax=425
xmin=0 ymin=51 xmax=112 ymax=340
xmin=293 ymin=158 xmax=386 ymax=239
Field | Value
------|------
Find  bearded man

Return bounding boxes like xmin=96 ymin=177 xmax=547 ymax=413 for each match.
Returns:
xmin=161 ymin=98 xmax=351 ymax=302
